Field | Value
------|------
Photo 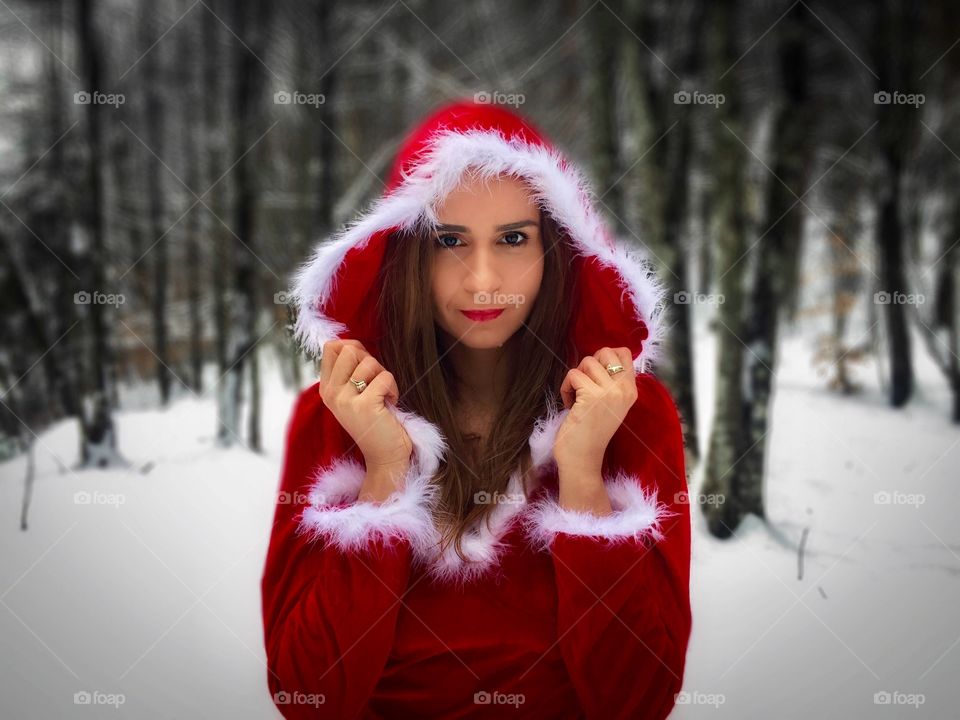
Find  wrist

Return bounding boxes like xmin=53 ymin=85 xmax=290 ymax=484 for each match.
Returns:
xmin=554 ymin=450 xmax=605 ymax=475
xmin=359 ymin=459 xmax=411 ymax=504
xmin=554 ymin=451 xmax=612 ymax=515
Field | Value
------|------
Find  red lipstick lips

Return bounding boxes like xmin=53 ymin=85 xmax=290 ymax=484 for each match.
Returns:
xmin=460 ymin=309 xmax=504 ymax=322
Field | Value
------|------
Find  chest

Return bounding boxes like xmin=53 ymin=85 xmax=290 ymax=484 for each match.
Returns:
xmin=455 ymin=402 xmax=497 ymax=443
xmin=392 ymin=527 xmax=560 ymax=658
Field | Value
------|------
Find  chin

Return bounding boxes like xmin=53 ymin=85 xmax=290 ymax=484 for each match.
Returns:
xmin=458 ymin=335 xmax=509 ymax=349
xmin=458 ymin=322 xmax=526 ymax=348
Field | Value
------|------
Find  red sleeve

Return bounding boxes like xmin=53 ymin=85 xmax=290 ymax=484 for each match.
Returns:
xmin=260 ymin=382 xmax=438 ymax=719
xmin=524 ymin=373 xmax=692 ymax=720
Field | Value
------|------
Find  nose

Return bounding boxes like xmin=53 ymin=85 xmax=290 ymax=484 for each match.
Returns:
xmin=461 ymin=245 xmax=502 ymax=296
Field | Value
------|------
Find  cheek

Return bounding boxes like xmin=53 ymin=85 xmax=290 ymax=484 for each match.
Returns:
xmin=488 ymin=254 xmax=542 ymax=323
xmin=430 ymin=260 xmax=455 ymax=310
xmin=514 ymin=253 xmax=544 ymax=309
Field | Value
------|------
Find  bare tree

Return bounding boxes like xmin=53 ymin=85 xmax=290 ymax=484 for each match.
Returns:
xmin=218 ymin=0 xmax=272 ymax=450
xmin=871 ymin=0 xmax=921 ymax=408
xmin=700 ymin=0 xmax=750 ymax=536
xmin=140 ymin=3 xmax=172 ymax=404
xmin=740 ymin=1 xmax=814 ymax=519
xmin=76 ymin=0 xmax=125 ymax=467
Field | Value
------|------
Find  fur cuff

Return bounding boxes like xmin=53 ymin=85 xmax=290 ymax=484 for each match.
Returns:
xmin=523 ymin=471 xmax=674 ymax=551
xmin=296 ymin=456 xmax=439 ymax=554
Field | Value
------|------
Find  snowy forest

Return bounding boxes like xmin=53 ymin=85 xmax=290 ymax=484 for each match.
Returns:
xmin=1 ymin=0 xmax=958 ymax=717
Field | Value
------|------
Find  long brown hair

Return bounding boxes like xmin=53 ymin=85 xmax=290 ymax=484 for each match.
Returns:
xmin=376 ymin=209 xmax=579 ymax=561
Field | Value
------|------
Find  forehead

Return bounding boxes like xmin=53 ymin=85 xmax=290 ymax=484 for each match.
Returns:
xmin=434 ymin=172 xmax=538 ymax=221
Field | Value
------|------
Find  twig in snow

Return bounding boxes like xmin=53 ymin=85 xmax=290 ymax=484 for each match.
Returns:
xmin=798 ymin=526 xmax=810 ymax=580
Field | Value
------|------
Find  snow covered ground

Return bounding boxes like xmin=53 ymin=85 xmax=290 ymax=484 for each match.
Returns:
xmin=0 ymin=324 xmax=957 ymax=718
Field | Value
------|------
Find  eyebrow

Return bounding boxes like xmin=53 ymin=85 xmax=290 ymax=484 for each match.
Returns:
xmin=433 ymin=219 xmax=539 ymax=233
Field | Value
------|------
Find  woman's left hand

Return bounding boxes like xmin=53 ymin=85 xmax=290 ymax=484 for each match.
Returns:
xmin=554 ymin=346 xmax=637 ymax=471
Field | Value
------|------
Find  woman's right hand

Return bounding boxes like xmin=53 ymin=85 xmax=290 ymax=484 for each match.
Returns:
xmin=318 ymin=339 xmax=413 ymax=475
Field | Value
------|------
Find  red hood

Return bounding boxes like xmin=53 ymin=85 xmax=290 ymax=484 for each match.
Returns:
xmin=292 ymin=97 xmax=667 ymax=374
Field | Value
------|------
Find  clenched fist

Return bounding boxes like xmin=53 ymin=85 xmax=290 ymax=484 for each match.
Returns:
xmin=318 ymin=339 xmax=413 ymax=475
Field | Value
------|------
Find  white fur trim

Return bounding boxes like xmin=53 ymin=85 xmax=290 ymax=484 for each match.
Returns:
xmin=391 ymin=403 xmax=446 ymax=477
xmin=297 ymin=462 xmax=439 ymax=555
xmin=422 ymin=469 xmax=530 ymax=585
xmin=528 ymin=405 xmax=568 ymax=471
xmin=523 ymin=470 xmax=674 ymax=551
xmin=296 ymin=406 xmax=444 ymax=555
xmin=292 ymin=128 xmax=668 ymax=372
xmin=306 ymin=456 xmax=366 ymax=506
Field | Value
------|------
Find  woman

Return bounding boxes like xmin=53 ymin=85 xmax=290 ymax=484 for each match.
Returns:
xmin=261 ymin=99 xmax=692 ymax=719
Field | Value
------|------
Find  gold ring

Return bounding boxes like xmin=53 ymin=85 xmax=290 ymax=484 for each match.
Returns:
xmin=350 ymin=378 xmax=367 ymax=393
xmin=606 ymin=363 xmax=625 ymax=376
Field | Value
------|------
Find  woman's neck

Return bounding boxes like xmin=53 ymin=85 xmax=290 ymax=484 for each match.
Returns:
xmin=446 ymin=340 xmax=511 ymax=412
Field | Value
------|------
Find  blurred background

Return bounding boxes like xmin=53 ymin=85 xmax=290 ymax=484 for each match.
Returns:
xmin=0 ymin=0 xmax=958 ymax=717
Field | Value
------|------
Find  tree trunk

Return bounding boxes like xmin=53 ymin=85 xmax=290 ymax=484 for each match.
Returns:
xmin=700 ymin=0 xmax=749 ymax=537
xmin=180 ymin=0 xmax=204 ymax=393
xmin=588 ymin=5 xmax=623 ymax=223
xmin=76 ymin=0 xmax=124 ymax=467
xmin=873 ymin=0 xmax=918 ymax=408
xmin=218 ymin=0 xmax=269 ymax=450
xmin=740 ymin=1 xmax=812 ymax=519
xmin=315 ymin=0 xmax=338 ymax=235
xmin=141 ymin=6 xmax=171 ymax=405
xmin=204 ymin=0 xmax=233 ymax=436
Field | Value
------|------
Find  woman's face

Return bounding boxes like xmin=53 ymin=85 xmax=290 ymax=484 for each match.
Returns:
xmin=430 ymin=172 xmax=545 ymax=349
